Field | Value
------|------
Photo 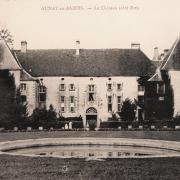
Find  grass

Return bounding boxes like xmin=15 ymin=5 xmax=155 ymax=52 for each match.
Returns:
xmin=1 ymin=130 xmax=180 ymax=142
xmin=1 ymin=131 xmax=180 ymax=179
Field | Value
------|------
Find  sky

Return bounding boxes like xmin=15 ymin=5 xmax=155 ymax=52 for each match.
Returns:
xmin=0 ymin=0 xmax=180 ymax=58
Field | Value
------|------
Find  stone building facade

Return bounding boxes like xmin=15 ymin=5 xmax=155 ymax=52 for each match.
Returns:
xmin=0 ymin=39 xmax=154 ymax=127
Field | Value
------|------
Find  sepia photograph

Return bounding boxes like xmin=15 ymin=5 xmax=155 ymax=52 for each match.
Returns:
xmin=0 ymin=0 xmax=180 ymax=179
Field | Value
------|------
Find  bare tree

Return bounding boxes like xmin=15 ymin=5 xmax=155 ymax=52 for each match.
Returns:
xmin=0 ymin=27 xmax=14 ymax=44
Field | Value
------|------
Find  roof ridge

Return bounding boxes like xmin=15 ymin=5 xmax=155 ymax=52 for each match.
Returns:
xmin=15 ymin=48 xmax=140 ymax=51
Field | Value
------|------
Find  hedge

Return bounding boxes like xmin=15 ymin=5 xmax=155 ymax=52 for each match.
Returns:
xmin=100 ymin=120 xmax=176 ymax=129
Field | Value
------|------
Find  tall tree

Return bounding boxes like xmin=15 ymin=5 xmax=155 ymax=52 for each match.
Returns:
xmin=46 ymin=104 xmax=57 ymax=128
xmin=31 ymin=105 xmax=57 ymax=129
xmin=0 ymin=70 xmax=16 ymax=129
xmin=13 ymin=88 xmax=29 ymax=128
xmin=120 ymin=98 xmax=136 ymax=122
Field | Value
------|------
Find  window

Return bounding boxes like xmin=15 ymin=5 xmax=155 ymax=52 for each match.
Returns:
xmin=159 ymin=97 xmax=165 ymax=101
xmin=59 ymin=84 xmax=65 ymax=91
xmin=60 ymin=96 xmax=65 ymax=103
xmin=108 ymin=96 xmax=112 ymax=112
xmin=70 ymin=96 xmax=74 ymax=103
xmin=117 ymin=83 xmax=122 ymax=91
xmin=138 ymin=96 xmax=144 ymax=103
xmin=107 ymin=83 xmax=112 ymax=91
xmin=21 ymin=95 xmax=27 ymax=103
xmin=39 ymin=86 xmax=46 ymax=93
xmin=89 ymin=85 xmax=95 ymax=92
xmin=138 ymin=85 xmax=145 ymax=91
xmin=69 ymin=84 xmax=75 ymax=91
xmin=88 ymin=85 xmax=95 ymax=102
xmin=117 ymin=96 xmax=121 ymax=103
xmin=69 ymin=96 xmax=75 ymax=113
xmin=157 ymin=83 xmax=165 ymax=94
xmin=61 ymin=107 xmax=65 ymax=112
xmin=39 ymin=86 xmax=46 ymax=102
xmin=117 ymin=96 xmax=121 ymax=112
xmin=89 ymin=93 xmax=95 ymax=101
xmin=20 ymin=83 xmax=26 ymax=91
xmin=60 ymin=96 xmax=66 ymax=112
xmin=70 ymin=107 xmax=75 ymax=113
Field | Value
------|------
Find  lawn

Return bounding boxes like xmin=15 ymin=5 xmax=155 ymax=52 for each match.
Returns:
xmin=1 ymin=131 xmax=180 ymax=180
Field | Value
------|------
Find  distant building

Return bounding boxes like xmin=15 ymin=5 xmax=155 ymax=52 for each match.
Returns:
xmin=0 ymin=39 xmax=154 ymax=127
xmin=142 ymin=37 xmax=180 ymax=119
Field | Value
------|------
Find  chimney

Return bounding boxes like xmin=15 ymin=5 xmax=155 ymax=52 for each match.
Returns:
xmin=153 ymin=47 xmax=159 ymax=61
xmin=131 ymin=43 xmax=140 ymax=50
xmin=160 ymin=53 xmax=164 ymax=60
xmin=21 ymin=41 xmax=27 ymax=53
xmin=76 ymin=40 xmax=80 ymax=55
xmin=164 ymin=49 xmax=169 ymax=57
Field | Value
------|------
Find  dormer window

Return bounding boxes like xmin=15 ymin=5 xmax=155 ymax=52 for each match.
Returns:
xmin=59 ymin=84 xmax=65 ymax=91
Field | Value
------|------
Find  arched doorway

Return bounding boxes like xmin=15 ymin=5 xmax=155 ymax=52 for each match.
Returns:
xmin=86 ymin=107 xmax=97 ymax=129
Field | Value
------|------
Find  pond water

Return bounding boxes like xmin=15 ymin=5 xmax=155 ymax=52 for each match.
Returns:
xmin=5 ymin=144 xmax=180 ymax=158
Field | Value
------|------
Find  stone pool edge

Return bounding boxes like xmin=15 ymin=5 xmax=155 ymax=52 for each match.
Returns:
xmin=1 ymin=138 xmax=180 ymax=159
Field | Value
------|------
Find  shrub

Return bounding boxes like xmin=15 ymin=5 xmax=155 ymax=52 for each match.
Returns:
xmin=173 ymin=115 xmax=180 ymax=126
xmin=31 ymin=105 xmax=57 ymax=129
xmin=57 ymin=115 xmax=83 ymax=129
xmin=120 ymin=98 xmax=136 ymax=121
xmin=72 ymin=121 xmax=84 ymax=129
xmin=100 ymin=121 xmax=120 ymax=129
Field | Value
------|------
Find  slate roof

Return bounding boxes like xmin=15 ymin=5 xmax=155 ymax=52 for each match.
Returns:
xmin=161 ymin=38 xmax=180 ymax=70
xmin=20 ymin=70 xmax=36 ymax=81
xmin=14 ymin=48 xmax=155 ymax=77
xmin=149 ymin=37 xmax=180 ymax=82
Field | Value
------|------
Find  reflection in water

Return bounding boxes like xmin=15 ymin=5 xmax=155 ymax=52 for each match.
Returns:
xmin=7 ymin=144 xmax=179 ymax=159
